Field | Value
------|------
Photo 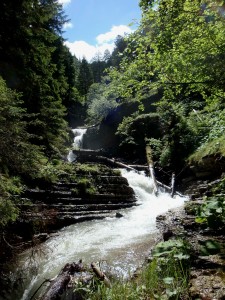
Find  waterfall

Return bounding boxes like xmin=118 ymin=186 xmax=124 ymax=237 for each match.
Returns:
xmin=67 ymin=128 xmax=87 ymax=162
xmin=10 ymin=169 xmax=187 ymax=300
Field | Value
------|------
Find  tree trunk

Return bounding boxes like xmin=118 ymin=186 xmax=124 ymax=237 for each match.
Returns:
xmin=170 ymin=173 xmax=175 ymax=198
xmin=91 ymin=262 xmax=111 ymax=288
xmin=98 ymin=156 xmax=138 ymax=172
xmin=146 ymin=145 xmax=158 ymax=195
xmin=40 ymin=261 xmax=86 ymax=300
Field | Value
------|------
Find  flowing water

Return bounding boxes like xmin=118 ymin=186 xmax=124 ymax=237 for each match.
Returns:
xmin=67 ymin=128 xmax=87 ymax=162
xmin=8 ymin=169 xmax=187 ymax=300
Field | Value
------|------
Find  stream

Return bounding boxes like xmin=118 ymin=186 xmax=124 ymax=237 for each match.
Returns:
xmin=4 ymin=128 xmax=187 ymax=299
xmin=7 ymin=168 xmax=186 ymax=300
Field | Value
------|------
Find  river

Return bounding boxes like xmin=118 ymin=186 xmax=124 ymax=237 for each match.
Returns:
xmin=5 ymin=167 xmax=186 ymax=300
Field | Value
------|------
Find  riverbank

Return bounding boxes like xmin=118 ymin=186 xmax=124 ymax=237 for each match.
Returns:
xmin=65 ymin=175 xmax=225 ymax=300
xmin=155 ymin=177 xmax=225 ymax=299
xmin=1 ymin=160 xmax=225 ymax=299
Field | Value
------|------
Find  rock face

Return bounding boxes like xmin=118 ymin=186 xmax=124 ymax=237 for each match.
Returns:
xmin=189 ymin=154 xmax=225 ymax=179
xmin=15 ymin=169 xmax=136 ymax=239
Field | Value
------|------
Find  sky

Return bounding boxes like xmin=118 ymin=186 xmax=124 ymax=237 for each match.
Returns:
xmin=58 ymin=0 xmax=142 ymax=61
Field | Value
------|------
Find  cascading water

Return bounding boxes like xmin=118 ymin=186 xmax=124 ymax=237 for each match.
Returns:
xmin=8 ymin=169 xmax=187 ymax=300
xmin=67 ymin=128 xmax=87 ymax=162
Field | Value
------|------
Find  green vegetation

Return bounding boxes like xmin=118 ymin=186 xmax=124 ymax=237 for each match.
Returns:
xmin=63 ymin=163 xmax=121 ymax=195
xmin=195 ymin=176 xmax=225 ymax=230
xmin=86 ymin=80 xmax=119 ymax=124
xmin=0 ymin=0 xmax=134 ymax=229
xmin=74 ymin=239 xmax=190 ymax=300
xmin=196 ymin=195 xmax=225 ymax=229
xmin=90 ymin=1 xmax=222 ymax=169
xmin=76 ymin=0 xmax=225 ymax=174
xmin=75 ymin=177 xmax=97 ymax=195
xmin=0 ymin=5 xmax=225 ymax=296
xmin=0 ymin=175 xmax=23 ymax=227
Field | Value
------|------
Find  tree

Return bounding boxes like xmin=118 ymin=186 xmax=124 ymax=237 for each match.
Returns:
xmin=86 ymin=80 xmax=119 ymax=124
xmin=0 ymin=76 xmax=45 ymax=177
xmin=0 ymin=0 xmax=70 ymax=156
xmin=77 ymin=58 xmax=94 ymax=96
xmin=103 ymin=0 xmax=225 ymax=169
xmin=134 ymin=0 xmax=225 ymax=107
xmin=90 ymin=52 xmax=106 ymax=83
xmin=110 ymin=35 xmax=128 ymax=67
xmin=103 ymin=49 xmax=111 ymax=64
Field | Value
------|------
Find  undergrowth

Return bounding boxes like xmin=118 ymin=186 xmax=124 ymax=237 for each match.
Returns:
xmin=82 ymin=239 xmax=191 ymax=300
xmin=195 ymin=175 xmax=225 ymax=230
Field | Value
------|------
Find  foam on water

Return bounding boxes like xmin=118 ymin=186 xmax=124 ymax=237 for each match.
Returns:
xmin=14 ymin=169 xmax=187 ymax=300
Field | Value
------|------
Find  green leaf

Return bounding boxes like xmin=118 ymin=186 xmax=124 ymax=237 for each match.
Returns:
xmin=163 ymin=277 xmax=174 ymax=284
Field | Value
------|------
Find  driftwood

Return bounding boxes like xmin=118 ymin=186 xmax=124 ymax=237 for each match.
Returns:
xmin=73 ymin=149 xmax=105 ymax=157
xmin=98 ymin=156 xmax=137 ymax=172
xmin=146 ymin=145 xmax=158 ymax=195
xmin=39 ymin=261 xmax=111 ymax=300
xmin=170 ymin=173 xmax=175 ymax=198
xmin=72 ymin=150 xmax=139 ymax=172
xmin=30 ymin=279 xmax=53 ymax=300
xmin=73 ymin=149 xmax=182 ymax=197
xmin=99 ymin=156 xmax=182 ymax=197
xmin=91 ymin=262 xmax=111 ymax=288
xmin=128 ymin=164 xmax=148 ymax=170
xmin=40 ymin=261 xmax=86 ymax=300
xmin=156 ymin=180 xmax=171 ymax=192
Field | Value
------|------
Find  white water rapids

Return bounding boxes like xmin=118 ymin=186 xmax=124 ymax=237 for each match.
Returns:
xmin=67 ymin=128 xmax=87 ymax=162
xmin=8 ymin=169 xmax=187 ymax=300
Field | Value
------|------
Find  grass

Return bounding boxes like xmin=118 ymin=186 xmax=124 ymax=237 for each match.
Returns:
xmin=188 ymin=135 xmax=225 ymax=164
xmin=84 ymin=239 xmax=191 ymax=300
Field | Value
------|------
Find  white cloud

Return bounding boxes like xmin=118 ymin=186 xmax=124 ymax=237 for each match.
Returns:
xmin=65 ymin=25 xmax=133 ymax=61
xmin=64 ymin=40 xmax=115 ymax=61
xmin=63 ymin=22 xmax=73 ymax=30
xmin=58 ymin=0 xmax=71 ymax=6
xmin=96 ymin=25 xmax=133 ymax=45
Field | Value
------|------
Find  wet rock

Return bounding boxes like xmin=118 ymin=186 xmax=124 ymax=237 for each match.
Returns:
xmin=163 ymin=229 xmax=173 ymax=241
xmin=115 ymin=212 xmax=123 ymax=218
xmin=156 ymin=178 xmax=225 ymax=300
xmin=190 ymin=270 xmax=225 ymax=300
xmin=18 ymin=170 xmax=136 ymax=235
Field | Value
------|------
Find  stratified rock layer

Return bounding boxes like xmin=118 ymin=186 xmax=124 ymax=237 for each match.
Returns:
xmin=15 ymin=170 xmax=136 ymax=238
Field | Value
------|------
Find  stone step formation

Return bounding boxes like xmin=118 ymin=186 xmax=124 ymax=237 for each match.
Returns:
xmin=16 ymin=171 xmax=136 ymax=237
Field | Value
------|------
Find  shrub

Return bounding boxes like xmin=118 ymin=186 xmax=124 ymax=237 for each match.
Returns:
xmin=0 ymin=175 xmax=23 ymax=227
xmin=195 ymin=196 xmax=225 ymax=229
xmin=88 ymin=239 xmax=190 ymax=300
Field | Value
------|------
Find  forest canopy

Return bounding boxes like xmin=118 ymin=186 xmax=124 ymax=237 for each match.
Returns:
xmin=103 ymin=0 xmax=225 ymax=169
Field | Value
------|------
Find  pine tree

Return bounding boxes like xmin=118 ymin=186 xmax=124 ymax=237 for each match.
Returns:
xmin=77 ymin=58 xmax=94 ymax=96
xmin=0 ymin=0 xmax=70 ymax=156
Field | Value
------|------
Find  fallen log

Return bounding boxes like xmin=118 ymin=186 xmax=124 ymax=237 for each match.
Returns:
xmin=72 ymin=151 xmax=140 ymax=172
xmin=146 ymin=145 xmax=158 ymax=195
xmin=98 ymin=156 xmax=138 ymax=172
xmin=97 ymin=156 xmax=183 ymax=197
xmin=91 ymin=262 xmax=111 ymax=288
xmin=30 ymin=279 xmax=53 ymax=300
xmin=128 ymin=164 xmax=149 ymax=171
xmin=40 ymin=261 xmax=88 ymax=300
xmin=73 ymin=149 xmax=106 ymax=157
xmin=72 ymin=151 xmax=182 ymax=197
xmin=156 ymin=180 xmax=171 ymax=192
xmin=156 ymin=179 xmax=183 ymax=197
